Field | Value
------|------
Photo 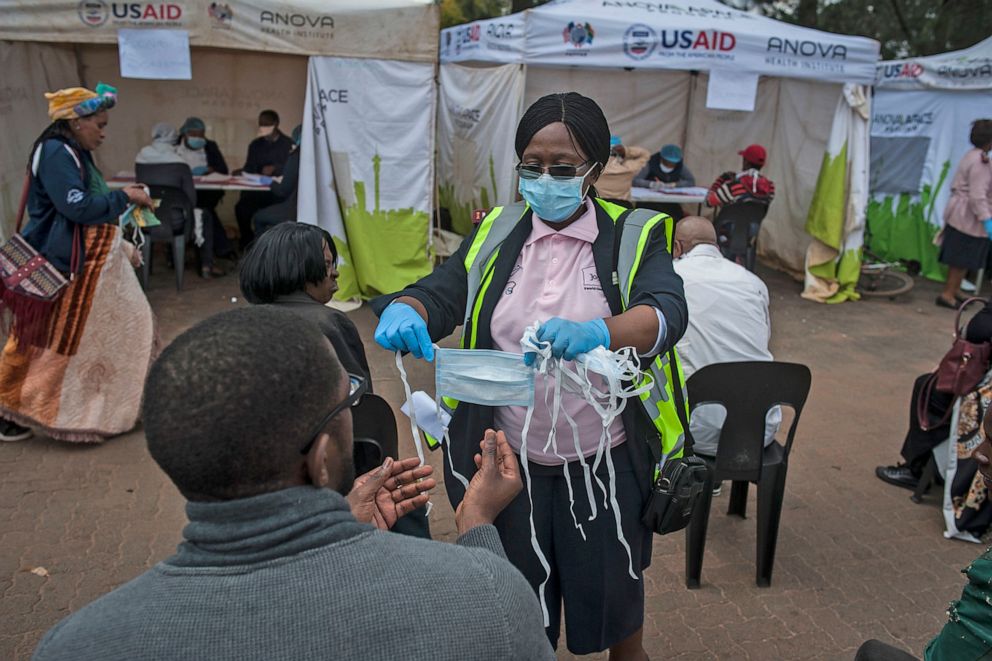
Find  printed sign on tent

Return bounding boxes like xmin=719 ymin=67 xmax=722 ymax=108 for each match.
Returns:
xmin=118 ymin=29 xmax=191 ymax=80
xmin=298 ymin=57 xmax=435 ymax=300
xmin=438 ymin=63 xmax=525 ymax=235
xmin=705 ymin=70 xmax=758 ymax=112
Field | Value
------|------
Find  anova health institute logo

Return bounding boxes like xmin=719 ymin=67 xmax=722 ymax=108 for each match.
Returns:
xmin=563 ymin=21 xmax=594 ymax=48
xmin=623 ymin=24 xmax=657 ymax=61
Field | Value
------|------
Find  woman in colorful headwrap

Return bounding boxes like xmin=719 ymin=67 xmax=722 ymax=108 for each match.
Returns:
xmin=0 ymin=83 xmax=157 ymax=443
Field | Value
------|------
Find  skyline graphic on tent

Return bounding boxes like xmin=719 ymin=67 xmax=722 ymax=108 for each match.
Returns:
xmin=867 ymin=161 xmax=951 ymax=282
xmin=439 ymin=153 xmax=499 ymax=236
xmin=332 ymin=153 xmax=431 ymax=301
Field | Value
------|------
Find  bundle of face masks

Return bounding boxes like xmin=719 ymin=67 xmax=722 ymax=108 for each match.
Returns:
xmin=394 ymin=324 xmax=652 ymax=626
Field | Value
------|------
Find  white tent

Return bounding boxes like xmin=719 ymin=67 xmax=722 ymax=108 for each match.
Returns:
xmin=868 ymin=37 xmax=992 ymax=282
xmin=0 ymin=0 xmax=439 ymax=300
xmin=437 ymin=0 xmax=879 ymax=299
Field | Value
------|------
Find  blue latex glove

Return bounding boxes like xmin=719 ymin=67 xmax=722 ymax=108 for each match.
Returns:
xmin=524 ymin=317 xmax=610 ymax=366
xmin=984 ymin=219 xmax=992 ymax=240
xmin=374 ymin=302 xmax=434 ymax=361
xmin=191 ymin=165 xmax=209 ymax=176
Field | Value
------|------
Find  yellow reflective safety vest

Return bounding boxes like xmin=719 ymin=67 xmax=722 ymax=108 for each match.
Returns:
xmin=455 ymin=198 xmax=690 ymax=474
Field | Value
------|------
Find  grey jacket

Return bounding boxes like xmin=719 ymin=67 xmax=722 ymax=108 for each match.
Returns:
xmin=32 ymin=487 xmax=553 ymax=661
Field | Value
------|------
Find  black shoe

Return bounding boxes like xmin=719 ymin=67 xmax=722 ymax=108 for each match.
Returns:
xmin=875 ymin=465 xmax=919 ymax=490
xmin=936 ymin=296 xmax=961 ymax=310
xmin=0 ymin=419 xmax=33 ymax=442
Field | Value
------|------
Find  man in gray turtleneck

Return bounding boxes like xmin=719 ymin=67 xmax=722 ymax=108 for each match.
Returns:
xmin=32 ymin=307 xmax=553 ymax=661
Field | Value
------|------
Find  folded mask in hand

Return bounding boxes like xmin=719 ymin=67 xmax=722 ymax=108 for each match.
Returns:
xmin=435 ymin=348 xmax=535 ymax=408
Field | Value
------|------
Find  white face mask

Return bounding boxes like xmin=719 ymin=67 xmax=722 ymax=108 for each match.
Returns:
xmin=257 ymin=125 xmax=275 ymax=138
xmin=435 ymin=348 xmax=535 ymax=407
xmin=659 ymin=163 xmax=675 ymax=173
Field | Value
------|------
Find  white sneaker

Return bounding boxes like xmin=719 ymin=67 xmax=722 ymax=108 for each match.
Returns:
xmin=712 ymin=482 xmax=723 ymax=496
xmin=0 ymin=420 xmax=33 ymax=442
xmin=962 ymin=279 xmax=977 ymax=293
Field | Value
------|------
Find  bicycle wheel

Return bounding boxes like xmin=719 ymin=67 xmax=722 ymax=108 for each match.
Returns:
xmin=857 ymin=269 xmax=915 ymax=298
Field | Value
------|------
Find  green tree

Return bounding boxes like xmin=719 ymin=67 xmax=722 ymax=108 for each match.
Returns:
xmin=720 ymin=0 xmax=991 ymax=59
xmin=440 ymin=0 xmax=512 ymax=28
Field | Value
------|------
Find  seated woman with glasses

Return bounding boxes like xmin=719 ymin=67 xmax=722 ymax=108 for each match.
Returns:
xmin=239 ymin=222 xmax=369 ymax=384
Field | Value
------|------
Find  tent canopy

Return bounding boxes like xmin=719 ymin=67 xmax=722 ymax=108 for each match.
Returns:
xmin=876 ymin=36 xmax=992 ymax=91
xmin=441 ymin=0 xmax=878 ymax=84
xmin=0 ymin=0 xmax=437 ymax=62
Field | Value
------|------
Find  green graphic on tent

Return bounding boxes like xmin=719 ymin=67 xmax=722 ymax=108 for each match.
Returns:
xmin=866 ymin=160 xmax=951 ymax=282
xmin=333 ymin=154 xmax=431 ymax=301
xmin=439 ymin=154 xmax=499 ymax=236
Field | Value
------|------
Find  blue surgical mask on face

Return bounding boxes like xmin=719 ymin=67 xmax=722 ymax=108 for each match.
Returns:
xmin=518 ymin=172 xmax=590 ymax=223
xmin=435 ymin=348 xmax=535 ymax=408
xmin=185 ymin=137 xmax=206 ymax=150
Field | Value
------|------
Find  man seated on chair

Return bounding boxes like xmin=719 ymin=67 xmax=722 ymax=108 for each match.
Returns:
xmin=673 ymin=217 xmax=780 ymax=461
xmin=32 ymin=306 xmax=553 ymax=661
xmin=705 ymin=144 xmax=775 ymax=209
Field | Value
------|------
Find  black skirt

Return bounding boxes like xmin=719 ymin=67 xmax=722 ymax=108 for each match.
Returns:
xmin=939 ymin=224 xmax=990 ymax=271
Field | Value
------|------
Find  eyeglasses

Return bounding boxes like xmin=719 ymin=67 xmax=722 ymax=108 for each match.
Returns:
xmin=515 ymin=160 xmax=593 ymax=181
xmin=300 ymin=373 xmax=368 ymax=454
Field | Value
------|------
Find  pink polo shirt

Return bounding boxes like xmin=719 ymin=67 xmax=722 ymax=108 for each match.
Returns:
xmin=491 ymin=199 xmax=626 ymax=465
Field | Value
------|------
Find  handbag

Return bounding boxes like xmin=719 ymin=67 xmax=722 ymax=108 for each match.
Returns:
xmin=0 ymin=169 xmax=80 ymax=348
xmin=917 ymin=297 xmax=992 ymax=431
xmin=641 ymin=455 xmax=710 ymax=535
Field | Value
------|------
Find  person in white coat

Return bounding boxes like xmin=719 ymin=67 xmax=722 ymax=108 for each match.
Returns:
xmin=672 ymin=217 xmax=780 ymax=460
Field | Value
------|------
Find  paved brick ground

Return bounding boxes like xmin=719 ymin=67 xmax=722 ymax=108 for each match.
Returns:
xmin=0 ymin=264 xmax=982 ymax=660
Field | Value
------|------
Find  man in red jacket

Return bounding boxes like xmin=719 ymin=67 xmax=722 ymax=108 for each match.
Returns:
xmin=706 ymin=144 xmax=775 ymax=208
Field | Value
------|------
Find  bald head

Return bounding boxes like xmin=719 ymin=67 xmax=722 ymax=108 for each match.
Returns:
xmin=673 ymin=216 xmax=717 ymax=258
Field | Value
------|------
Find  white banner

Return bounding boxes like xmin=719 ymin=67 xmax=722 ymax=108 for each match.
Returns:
xmin=876 ymin=36 xmax=992 ymax=91
xmin=440 ymin=16 xmax=526 ymax=64
xmin=439 ymin=0 xmax=880 ymax=85
xmin=867 ymin=88 xmax=992 ymax=280
xmin=438 ymin=63 xmax=525 ymax=235
xmin=298 ymin=56 xmax=435 ymax=300
xmin=0 ymin=0 xmax=438 ymax=62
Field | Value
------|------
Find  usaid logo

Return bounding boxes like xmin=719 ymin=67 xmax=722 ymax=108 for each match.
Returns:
xmin=77 ymin=0 xmax=108 ymax=26
xmin=623 ymin=24 xmax=657 ymax=60
xmin=659 ymin=30 xmax=736 ymax=52
xmin=878 ymin=62 xmax=923 ymax=80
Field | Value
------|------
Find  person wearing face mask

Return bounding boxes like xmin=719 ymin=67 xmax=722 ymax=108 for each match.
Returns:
xmin=936 ymin=119 xmax=992 ymax=310
xmin=251 ymin=125 xmax=302 ymax=237
xmin=233 ymin=109 xmax=295 ymax=250
xmin=596 ymin=135 xmax=651 ymax=206
xmin=634 ymin=143 xmax=696 ymax=190
xmin=175 ymin=116 xmax=234 ymax=275
xmin=372 ymin=92 xmax=688 ymax=659
xmin=0 ymin=83 xmax=155 ymax=443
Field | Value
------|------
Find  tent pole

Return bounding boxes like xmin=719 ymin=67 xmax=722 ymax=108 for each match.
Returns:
xmin=682 ymin=71 xmax=698 ymax=154
xmin=73 ymin=44 xmax=88 ymax=87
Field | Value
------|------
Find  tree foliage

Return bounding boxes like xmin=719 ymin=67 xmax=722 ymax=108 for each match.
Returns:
xmin=719 ymin=0 xmax=990 ymax=59
xmin=440 ymin=0 xmax=511 ymax=28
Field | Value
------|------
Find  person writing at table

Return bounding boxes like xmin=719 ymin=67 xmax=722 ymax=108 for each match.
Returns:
xmin=233 ymin=109 xmax=294 ymax=250
xmin=597 ymin=135 xmax=650 ymax=206
xmin=634 ymin=143 xmax=696 ymax=190
xmin=372 ymin=92 xmax=688 ymax=660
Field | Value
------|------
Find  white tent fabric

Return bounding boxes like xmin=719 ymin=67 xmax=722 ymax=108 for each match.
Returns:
xmin=876 ymin=36 xmax=992 ymax=91
xmin=437 ymin=0 xmax=878 ymax=278
xmin=867 ymin=38 xmax=992 ymax=282
xmin=441 ymin=0 xmax=878 ymax=84
xmin=0 ymin=0 xmax=437 ymax=62
xmin=438 ymin=64 xmax=525 ymax=235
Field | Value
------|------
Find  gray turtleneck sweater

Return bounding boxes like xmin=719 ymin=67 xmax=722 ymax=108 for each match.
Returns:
xmin=32 ymin=486 xmax=553 ymax=660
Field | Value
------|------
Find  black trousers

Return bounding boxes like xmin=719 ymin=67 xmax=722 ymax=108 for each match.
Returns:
xmin=235 ymin=191 xmax=278 ymax=249
xmin=900 ymin=372 xmax=954 ymax=476
xmin=855 ymin=640 xmax=919 ymax=661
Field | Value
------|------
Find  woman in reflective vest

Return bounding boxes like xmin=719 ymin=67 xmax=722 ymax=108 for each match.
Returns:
xmin=372 ymin=92 xmax=688 ymax=659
